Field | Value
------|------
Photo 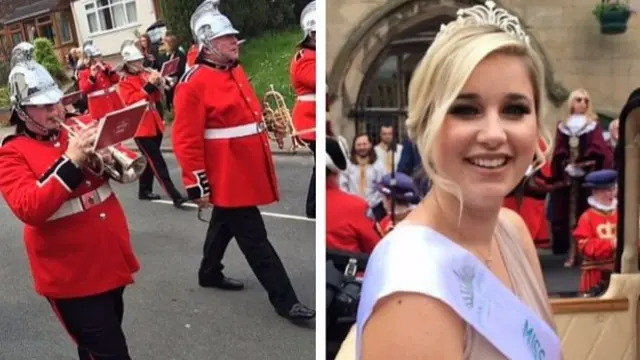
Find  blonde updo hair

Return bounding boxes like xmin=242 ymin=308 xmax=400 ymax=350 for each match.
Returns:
xmin=406 ymin=23 xmax=551 ymax=207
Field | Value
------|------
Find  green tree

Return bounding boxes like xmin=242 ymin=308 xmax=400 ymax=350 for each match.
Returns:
xmin=160 ymin=0 xmax=297 ymax=48
xmin=33 ymin=38 xmax=66 ymax=83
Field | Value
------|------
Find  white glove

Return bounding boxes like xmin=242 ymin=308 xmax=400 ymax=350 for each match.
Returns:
xmin=564 ymin=164 xmax=586 ymax=178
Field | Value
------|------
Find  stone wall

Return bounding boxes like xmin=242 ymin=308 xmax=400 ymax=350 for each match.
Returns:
xmin=327 ymin=0 xmax=640 ymax=139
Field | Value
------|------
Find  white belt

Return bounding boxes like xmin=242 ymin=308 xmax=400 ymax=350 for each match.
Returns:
xmin=297 ymin=94 xmax=316 ymax=102
xmin=204 ymin=122 xmax=266 ymax=140
xmin=88 ymin=86 xmax=117 ymax=98
xmin=48 ymin=183 xmax=112 ymax=222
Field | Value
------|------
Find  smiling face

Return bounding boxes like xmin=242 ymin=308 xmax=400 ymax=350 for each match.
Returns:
xmin=432 ymin=52 xmax=538 ymax=206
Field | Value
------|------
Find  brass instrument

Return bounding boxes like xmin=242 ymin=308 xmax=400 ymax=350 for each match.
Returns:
xmin=56 ymin=117 xmax=148 ymax=184
xmin=142 ymin=68 xmax=174 ymax=90
xmin=262 ymin=85 xmax=314 ymax=152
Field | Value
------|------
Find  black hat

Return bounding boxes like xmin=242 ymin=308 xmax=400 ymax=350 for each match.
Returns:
xmin=327 ymin=135 xmax=349 ymax=173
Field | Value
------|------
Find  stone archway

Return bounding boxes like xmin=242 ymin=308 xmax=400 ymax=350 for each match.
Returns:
xmin=327 ymin=0 xmax=569 ymax=138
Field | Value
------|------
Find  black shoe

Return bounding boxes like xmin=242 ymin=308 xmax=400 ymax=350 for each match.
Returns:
xmin=173 ymin=196 xmax=188 ymax=208
xmin=199 ymin=276 xmax=244 ymax=291
xmin=277 ymin=302 xmax=315 ymax=322
xmin=139 ymin=192 xmax=161 ymax=200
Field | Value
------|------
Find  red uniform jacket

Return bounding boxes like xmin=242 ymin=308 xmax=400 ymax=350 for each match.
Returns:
xmin=186 ymin=45 xmax=199 ymax=69
xmin=172 ymin=62 xmax=279 ymax=207
xmin=573 ymin=207 xmax=617 ymax=293
xmin=326 ymin=181 xmax=381 ymax=254
xmin=503 ymin=138 xmax=551 ymax=248
xmin=374 ymin=216 xmax=394 ymax=238
xmin=78 ymin=65 xmax=122 ymax=120
xmin=0 ymin=116 xmax=140 ymax=299
xmin=117 ymin=72 xmax=165 ymax=138
xmin=290 ymin=48 xmax=315 ymax=142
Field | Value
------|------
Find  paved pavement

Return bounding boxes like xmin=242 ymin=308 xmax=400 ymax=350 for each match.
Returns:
xmin=539 ymin=253 xmax=582 ymax=297
xmin=0 ymin=154 xmax=316 ymax=360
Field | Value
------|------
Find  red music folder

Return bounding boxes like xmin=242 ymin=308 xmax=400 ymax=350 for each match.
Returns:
xmin=92 ymin=101 xmax=147 ymax=151
xmin=62 ymin=91 xmax=82 ymax=106
xmin=160 ymin=57 xmax=180 ymax=77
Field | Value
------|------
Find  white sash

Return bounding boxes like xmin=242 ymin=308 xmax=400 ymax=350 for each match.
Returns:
xmin=356 ymin=225 xmax=561 ymax=360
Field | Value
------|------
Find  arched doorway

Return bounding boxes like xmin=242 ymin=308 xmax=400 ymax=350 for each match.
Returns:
xmin=327 ymin=0 xmax=568 ymax=142
xmin=352 ymin=16 xmax=452 ymax=144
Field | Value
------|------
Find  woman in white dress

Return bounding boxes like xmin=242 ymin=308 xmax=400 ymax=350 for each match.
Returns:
xmin=356 ymin=2 xmax=563 ymax=359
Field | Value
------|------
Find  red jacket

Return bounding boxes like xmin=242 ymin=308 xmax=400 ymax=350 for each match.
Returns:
xmin=0 ymin=115 xmax=140 ymax=299
xmin=574 ymin=207 xmax=617 ymax=292
xmin=186 ymin=45 xmax=199 ymax=69
xmin=78 ymin=65 xmax=122 ymax=120
xmin=172 ymin=62 xmax=279 ymax=207
xmin=117 ymin=72 xmax=165 ymax=138
xmin=326 ymin=180 xmax=381 ymax=254
xmin=289 ymin=48 xmax=315 ymax=141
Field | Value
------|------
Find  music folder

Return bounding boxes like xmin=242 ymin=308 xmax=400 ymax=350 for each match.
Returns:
xmin=92 ymin=101 xmax=147 ymax=151
xmin=62 ymin=91 xmax=82 ymax=106
xmin=160 ymin=57 xmax=180 ymax=77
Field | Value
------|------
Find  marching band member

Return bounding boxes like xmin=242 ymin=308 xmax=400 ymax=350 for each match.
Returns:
xmin=172 ymin=0 xmax=315 ymax=322
xmin=547 ymin=89 xmax=613 ymax=267
xmin=373 ymin=173 xmax=418 ymax=238
xmin=0 ymin=44 xmax=139 ymax=360
xmin=326 ymin=135 xmax=381 ymax=254
xmin=77 ymin=40 xmax=123 ymax=119
xmin=574 ymin=169 xmax=618 ymax=295
xmin=290 ymin=0 xmax=316 ymax=218
xmin=117 ymin=41 xmax=187 ymax=207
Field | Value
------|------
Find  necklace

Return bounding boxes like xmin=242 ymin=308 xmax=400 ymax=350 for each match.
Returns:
xmin=466 ymin=237 xmax=495 ymax=266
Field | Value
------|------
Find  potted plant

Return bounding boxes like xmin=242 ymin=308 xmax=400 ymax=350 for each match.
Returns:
xmin=593 ymin=0 xmax=636 ymax=34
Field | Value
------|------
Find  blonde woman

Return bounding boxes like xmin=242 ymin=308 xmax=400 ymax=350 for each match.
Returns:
xmin=547 ymin=89 xmax=613 ymax=267
xmin=356 ymin=2 xmax=562 ymax=359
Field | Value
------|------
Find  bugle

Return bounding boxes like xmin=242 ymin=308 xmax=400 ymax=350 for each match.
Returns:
xmin=56 ymin=117 xmax=148 ymax=184
xmin=262 ymin=85 xmax=313 ymax=152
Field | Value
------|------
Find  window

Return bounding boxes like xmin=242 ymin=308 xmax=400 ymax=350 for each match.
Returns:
xmin=84 ymin=0 xmax=138 ymax=34
xmin=55 ymin=11 xmax=74 ymax=44
xmin=36 ymin=16 xmax=56 ymax=44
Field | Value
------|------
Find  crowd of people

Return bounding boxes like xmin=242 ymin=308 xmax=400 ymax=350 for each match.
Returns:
xmin=0 ymin=0 xmax=316 ymax=358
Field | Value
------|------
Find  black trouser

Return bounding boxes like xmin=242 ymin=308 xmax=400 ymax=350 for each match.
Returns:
xmin=135 ymin=134 xmax=182 ymax=200
xmin=305 ymin=141 xmax=316 ymax=219
xmin=47 ymin=287 xmax=131 ymax=360
xmin=199 ymin=206 xmax=299 ymax=312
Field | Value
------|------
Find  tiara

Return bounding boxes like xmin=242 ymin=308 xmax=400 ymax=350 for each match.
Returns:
xmin=435 ymin=1 xmax=530 ymax=46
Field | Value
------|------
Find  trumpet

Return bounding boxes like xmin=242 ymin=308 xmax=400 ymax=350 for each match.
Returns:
xmin=56 ymin=117 xmax=148 ymax=184
xmin=262 ymin=85 xmax=313 ymax=152
xmin=143 ymin=68 xmax=174 ymax=90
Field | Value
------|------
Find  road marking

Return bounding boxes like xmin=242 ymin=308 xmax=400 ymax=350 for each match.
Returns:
xmin=151 ymin=199 xmax=315 ymax=222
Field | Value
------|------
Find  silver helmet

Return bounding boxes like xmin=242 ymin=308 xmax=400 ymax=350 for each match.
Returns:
xmin=190 ymin=0 xmax=239 ymax=49
xmin=8 ymin=47 xmax=63 ymax=108
xmin=120 ymin=40 xmax=144 ymax=63
xmin=299 ymin=1 xmax=316 ymax=44
xmin=83 ymin=39 xmax=102 ymax=58
xmin=10 ymin=42 xmax=35 ymax=68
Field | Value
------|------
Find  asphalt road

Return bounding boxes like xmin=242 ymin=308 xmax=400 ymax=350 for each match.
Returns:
xmin=0 ymin=154 xmax=316 ymax=360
